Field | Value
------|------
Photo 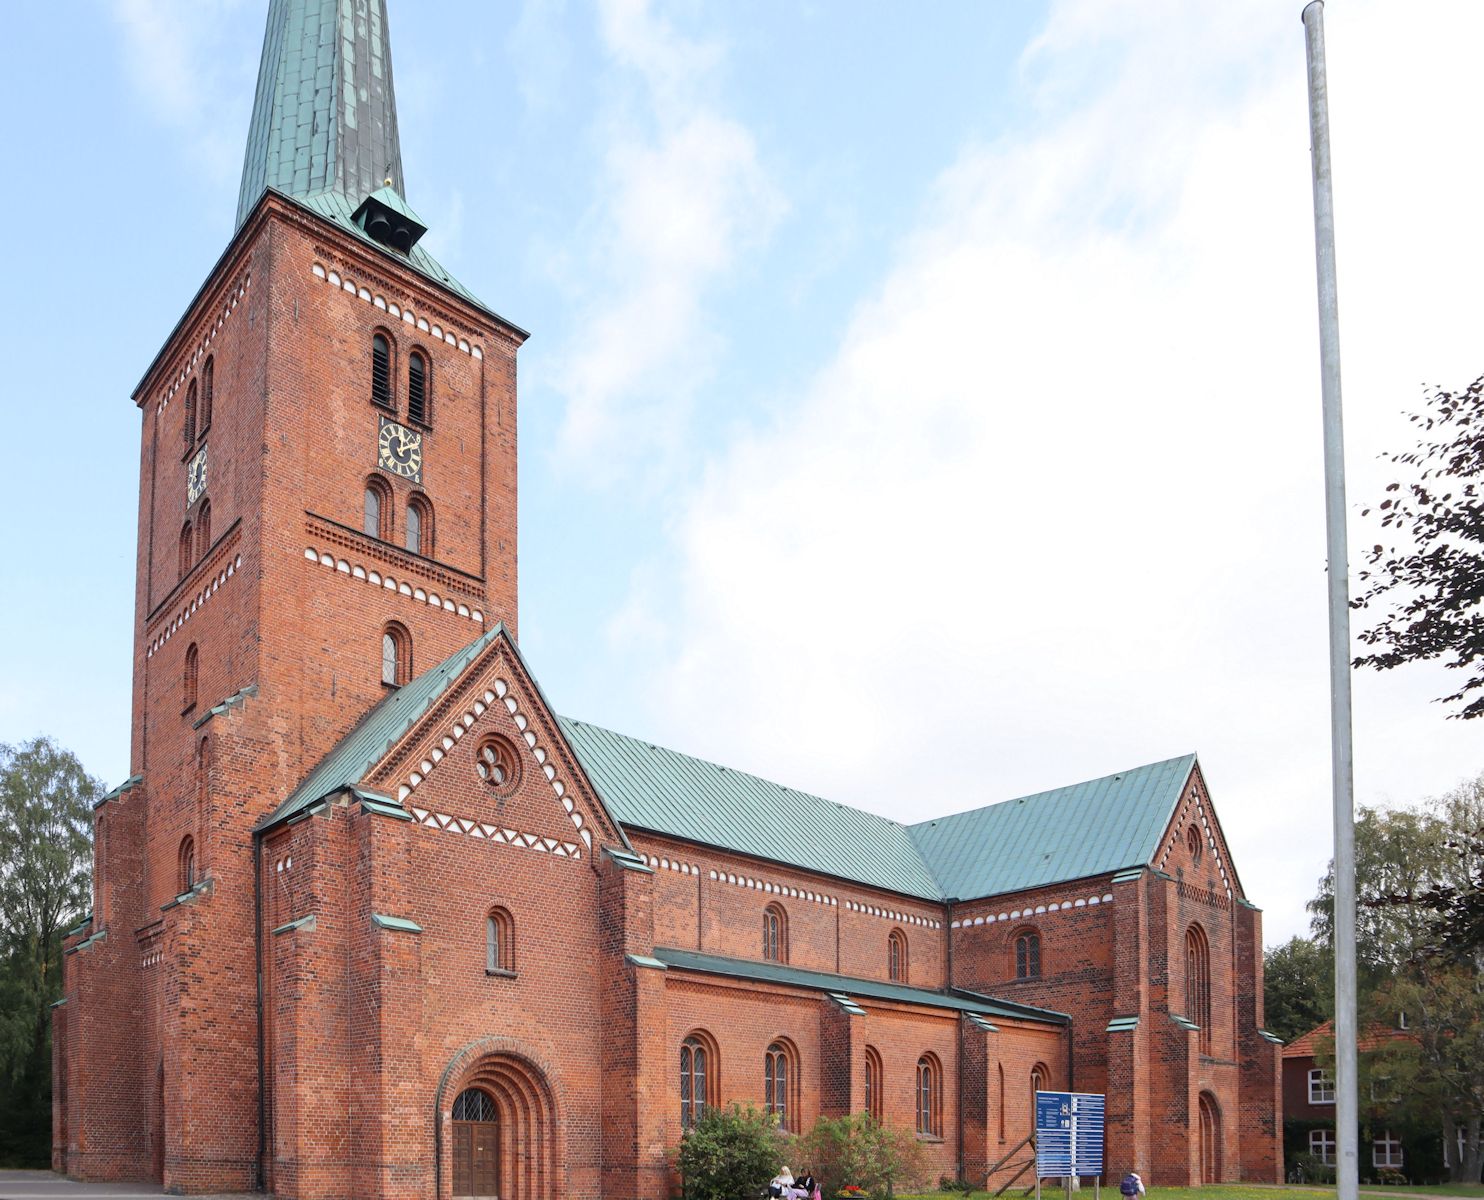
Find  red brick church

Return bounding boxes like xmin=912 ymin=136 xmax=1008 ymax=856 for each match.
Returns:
xmin=53 ymin=2 xmax=1281 ymax=1196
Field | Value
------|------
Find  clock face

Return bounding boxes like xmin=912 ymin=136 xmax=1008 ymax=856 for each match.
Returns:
xmin=378 ymin=417 xmax=423 ymax=482
xmin=186 ymin=446 xmax=208 ymax=507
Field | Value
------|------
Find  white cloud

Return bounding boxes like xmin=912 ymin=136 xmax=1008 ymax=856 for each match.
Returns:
xmin=111 ymin=0 xmax=256 ymax=191
xmin=547 ymin=0 xmax=784 ymax=483
xmin=617 ymin=0 xmax=1484 ymax=946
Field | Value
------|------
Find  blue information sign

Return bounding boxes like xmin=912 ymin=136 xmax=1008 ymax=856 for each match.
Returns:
xmin=1034 ymin=1091 xmax=1105 ymax=1179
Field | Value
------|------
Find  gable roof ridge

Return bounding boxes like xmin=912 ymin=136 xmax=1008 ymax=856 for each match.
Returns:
xmin=909 ymin=753 xmax=1198 ymax=832
xmin=255 ymin=626 xmax=502 ymax=831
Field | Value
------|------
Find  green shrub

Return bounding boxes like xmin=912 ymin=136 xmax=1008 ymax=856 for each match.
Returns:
xmin=677 ymin=1104 xmax=789 ymax=1200
xmin=794 ymin=1113 xmax=927 ymax=1200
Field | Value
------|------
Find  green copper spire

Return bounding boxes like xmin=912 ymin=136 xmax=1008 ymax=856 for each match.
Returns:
xmin=236 ymin=0 xmax=405 ymax=230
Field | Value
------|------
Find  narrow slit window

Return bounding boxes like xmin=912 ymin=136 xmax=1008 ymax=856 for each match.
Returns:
xmin=183 ymin=380 xmax=197 ymax=454
xmin=200 ymin=357 xmax=214 ymax=434
xmin=372 ymin=334 xmax=393 ymax=408
xmin=407 ymin=351 xmax=428 ymax=425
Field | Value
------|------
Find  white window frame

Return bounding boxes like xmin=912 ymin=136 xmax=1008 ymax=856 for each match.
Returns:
xmin=1373 ymin=1131 xmax=1403 ymax=1170
xmin=1309 ymin=1128 xmax=1336 ymax=1165
xmin=1308 ymin=1068 xmax=1336 ymax=1105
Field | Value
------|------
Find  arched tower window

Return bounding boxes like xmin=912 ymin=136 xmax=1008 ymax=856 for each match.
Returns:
xmin=888 ymin=928 xmax=908 ymax=982
xmin=407 ymin=350 xmax=429 ymax=425
xmin=765 ymin=1040 xmax=796 ymax=1131
xmin=1015 ymin=929 xmax=1041 ymax=979
xmin=864 ymin=1045 xmax=883 ymax=1121
xmin=364 ymin=477 xmax=391 ymax=540
xmin=200 ymin=357 xmax=214 ymax=434
xmin=680 ymin=1032 xmax=716 ymax=1128
xmin=371 ymin=333 xmax=393 ymax=409
xmin=183 ymin=379 xmax=197 ymax=453
xmin=197 ymin=500 xmax=211 ymax=558
xmin=486 ymin=907 xmax=514 ymax=973
xmin=916 ymin=1054 xmax=942 ymax=1137
xmin=179 ymin=521 xmax=193 ymax=579
xmin=407 ymin=494 xmax=432 ymax=556
xmin=763 ymin=903 xmax=788 ymax=963
xmin=381 ymin=623 xmax=411 ymax=686
xmin=1186 ymin=923 xmax=1212 ymax=1053
xmin=183 ymin=643 xmax=198 ymax=710
xmin=178 ymin=836 xmax=196 ymax=893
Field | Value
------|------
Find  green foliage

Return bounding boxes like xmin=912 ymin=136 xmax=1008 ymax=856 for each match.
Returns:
xmin=0 ymin=738 xmax=101 ymax=1167
xmin=1307 ymin=774 xmax=1484 ymax=1182
xmin=1353 ymin=374 xmax=1484 ymax=720
xmin=794 ymin=1113 xmax=926 ymax=1200
xmin=1263 ymin=935 xmax=1331 ymax=1043
xmin=676 ymin=1104 xmax=789 ymax=1200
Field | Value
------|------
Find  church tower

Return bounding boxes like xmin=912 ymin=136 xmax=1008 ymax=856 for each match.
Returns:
xmin=57 ymin=1 xmax=527 ymax=1190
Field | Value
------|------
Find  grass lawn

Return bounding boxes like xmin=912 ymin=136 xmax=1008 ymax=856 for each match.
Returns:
xmin=895 ymin=1186 xmax=1484 ymax=1200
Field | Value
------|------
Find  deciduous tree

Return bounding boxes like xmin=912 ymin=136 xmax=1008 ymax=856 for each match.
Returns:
xmin=0 ymin=738 xmax=100 ymax=1167
xmin=1353 ymin=374 xmax=1484 ymax=719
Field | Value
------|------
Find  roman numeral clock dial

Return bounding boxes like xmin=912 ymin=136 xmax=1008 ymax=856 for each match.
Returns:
xmin=186 ymin=446 xmax=207 ymax=506
xmin=377 ymin=416 xmax=423 ymax=483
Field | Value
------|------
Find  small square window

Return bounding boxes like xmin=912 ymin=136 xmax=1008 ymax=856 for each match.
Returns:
xmin=1308 ymin=1069 xmax=1335 ymax=1105
xmin=1309 ymin=1129 xmax=1335 ymax=1165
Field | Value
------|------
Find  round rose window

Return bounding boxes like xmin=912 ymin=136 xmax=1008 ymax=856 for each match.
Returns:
xmin=476 ymin=736 xmax=520 ymax=792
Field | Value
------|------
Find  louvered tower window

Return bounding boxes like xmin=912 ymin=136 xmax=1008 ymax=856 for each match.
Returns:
xmin=408 ymin=351 xmax=428 ymax=425
xmin=372 ymin=334 xmax=393 ymax=409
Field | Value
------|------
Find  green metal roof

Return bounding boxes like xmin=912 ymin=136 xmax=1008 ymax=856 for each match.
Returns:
xmin=654 ymin=947 xmax=1067 ymax=1025
xmin=256 ymin=628 xmax=501 ymax=831
xmin=237 ymin=0 xmax=404 ymax=230
xmin=559 ymin=717 xmax=945 ymax=899
xmin=908 ymin=755 xmax=1197 ymax=900
xmin=287 ymin=188 xmax=506 ymax=322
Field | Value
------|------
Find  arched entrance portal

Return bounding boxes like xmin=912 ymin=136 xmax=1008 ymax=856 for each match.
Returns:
xmin=1198 ymin=1092 xmax=1221 ymax=1183
xmin=453 ymin=1088 xmax=499 ymax=1199
xmin=443 ymin=1051 xmax=559 ymax=1200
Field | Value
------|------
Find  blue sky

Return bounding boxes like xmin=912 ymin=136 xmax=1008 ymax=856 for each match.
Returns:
xmin=2 ymin=0 xmax=1481 ymax=945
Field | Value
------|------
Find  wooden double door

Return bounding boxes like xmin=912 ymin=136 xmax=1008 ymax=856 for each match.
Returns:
xmin=453 ymin=1088 xmax=500 ymax=1198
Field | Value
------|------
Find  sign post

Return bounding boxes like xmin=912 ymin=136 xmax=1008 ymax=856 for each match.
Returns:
xmin=1034 ymin=1091 xmax=1105 ymax=1200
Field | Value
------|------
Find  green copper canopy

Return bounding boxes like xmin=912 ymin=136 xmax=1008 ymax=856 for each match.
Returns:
xmin=236 ymin=0 xmax=405 ymax=230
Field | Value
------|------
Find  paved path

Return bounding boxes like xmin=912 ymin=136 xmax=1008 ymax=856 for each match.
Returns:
xmin=0 ymin=1172 xmax=261 ymax=1200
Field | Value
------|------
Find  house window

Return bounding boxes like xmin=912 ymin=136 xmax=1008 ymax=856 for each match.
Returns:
xmin=1373 ymin=1131 xmax=1403 ymax=1170
xmin=179 ymin=521 xmax=193 ymax=579
xmin=1309 ymin=1128 xmax=1335 ymax=1165
xmin=200 ymin=357 xmax=214 ymax=434
xmin=864 ymin=1046 xmax=883 ymax=1121
xmin=486 ymin=907 xmax=514 ymax=973
xmin=1186 ymin=923 xmax=1212 ymax=1054
xmin=765 ymin=1041 xmax=794 ymax=1130
xmin=381 ymin=623 xmax=411 ymax=686
xmin=1187 ymin=823 xmax=1203 ymax=863
xmin=408 ymin=350 xmax=428 ymax=425
xmin=763 ymin=903 xmax=788 ymax=963
xmin=1308 ymin=1069 xmax=1335 ymax=1105
xmin=372 ymin=333 xmax=393 ymax=409
xmin=183 ymin=379 xmax=197 ymax=454
xmin=407 ymin=494 xmax=432 ymax=556
xmin=916 ymin=1054 xmax=941 ymax=1137
xmin=1015 ymin=930 xmax=1040 ymax=979
xmin=888 ymin=929 xmax=908 ymax=982
xmin=680 ymin=1034 xmax=712 ymax=1128
xmin=183 ymin=643 xmax=198 ymax=711
xmin=364 ymin=478 xmax=391 ymax=540
xmin=197 ymin=500 xmax=212 ymax=558
xmin=178 ymin=836 xmax=196 ymax=893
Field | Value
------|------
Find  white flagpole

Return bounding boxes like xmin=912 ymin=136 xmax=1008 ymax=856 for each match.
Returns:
xmin=1301 ymin=7 xmax=1358 ymax=1200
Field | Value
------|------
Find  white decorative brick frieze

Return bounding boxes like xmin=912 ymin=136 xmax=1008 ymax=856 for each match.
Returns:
xmin=303 ymin=545 xmax=484 ymax=625
xmin=311 ymin=261 xmax=483 ymax=359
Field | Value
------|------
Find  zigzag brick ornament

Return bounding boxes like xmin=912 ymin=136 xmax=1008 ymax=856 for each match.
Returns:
xmin=55 ymin=3 xmax=1281 ymax=1197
